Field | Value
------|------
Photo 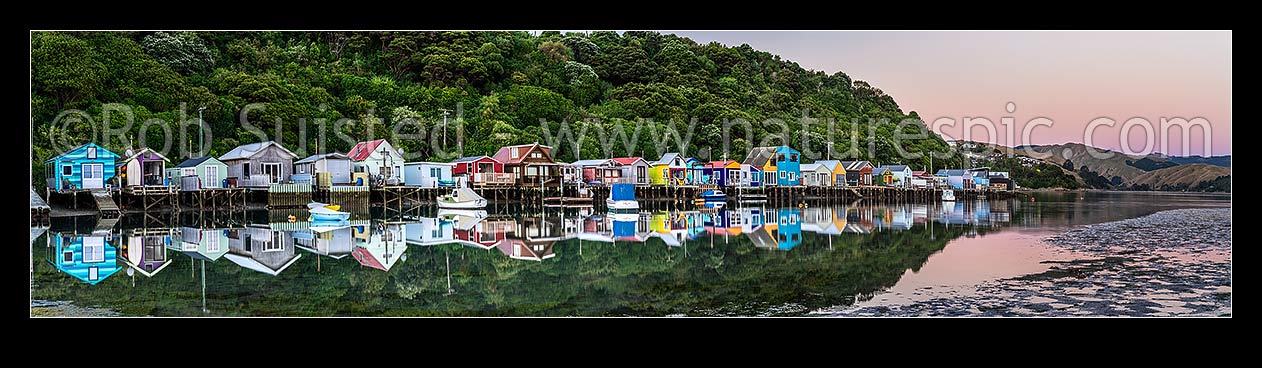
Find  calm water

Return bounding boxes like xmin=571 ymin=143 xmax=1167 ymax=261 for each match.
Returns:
xmin=29 ymin=191 xmax=1230 ymax=316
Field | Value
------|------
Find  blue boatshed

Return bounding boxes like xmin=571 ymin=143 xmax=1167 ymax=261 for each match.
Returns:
xmin=47 ymin=233 xmax=121 ymax=285
xmin=44 ymin=143 xmax=120 ymax=191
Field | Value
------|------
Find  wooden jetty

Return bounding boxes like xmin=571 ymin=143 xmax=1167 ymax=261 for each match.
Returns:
xmin=31 ymin=187 xmax=50 ymax=222
xmin=119 ymin=185 xmax=178 ymax=213
xmin=37 ymin=180 xmax=1019 ymax=219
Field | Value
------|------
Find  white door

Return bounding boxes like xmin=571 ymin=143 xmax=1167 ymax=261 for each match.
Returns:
xmin=205 ymin=166 xmax=219 ymax=188
xmin=82 ymin=237 xmax=104 ymax=263
xmin=82 ymin=163 xmax=103 ymax=189
xmin=263 ymin=163 xmax=281 ymax=184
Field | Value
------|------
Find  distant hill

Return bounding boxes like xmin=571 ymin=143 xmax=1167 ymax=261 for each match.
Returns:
xmin=1125 ymin=157 xmax=1179 ymax=171
xmin=984 ymin=141 xmax=1230 ymax=192
xmin=1017 ymin=143 xmax=1148 ymax=185
xmin=1128 ymin=164 xmax=1231 ymax=192
xmin=1165 ymin=155 xmax=1231 ymax=167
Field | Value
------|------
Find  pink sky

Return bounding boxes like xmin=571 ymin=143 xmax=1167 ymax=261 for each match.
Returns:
xmin=671 ymin=31 xmax=1232 ymax=156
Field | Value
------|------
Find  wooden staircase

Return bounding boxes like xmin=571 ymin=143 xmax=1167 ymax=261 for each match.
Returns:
xmin=90 ymin=191 xmax=121 ymax=218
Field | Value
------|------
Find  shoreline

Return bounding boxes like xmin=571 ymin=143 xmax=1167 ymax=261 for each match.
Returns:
xmin=1017 ymin=188 xmax=1231 ymax=196
xmin=30 ymin=300 xmax=121 ymax=317
xmin=831 ymin=207 xmax=1232 ymax=317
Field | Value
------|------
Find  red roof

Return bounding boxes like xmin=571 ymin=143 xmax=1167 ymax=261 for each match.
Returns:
xmin=347 ymin=139 xmax=387 ymax=161
xmin=611 ymin=157 xmax=646 ymax=166
xmin=705 ymin=160 xmax=737 ymax=169
xmin=492 ymin=143 xmax=553 ymax=164
xmin=351 ymin=247 xmax=386 ymax=271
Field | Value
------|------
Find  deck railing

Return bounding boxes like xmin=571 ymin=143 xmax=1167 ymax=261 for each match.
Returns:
xmin=474 ymin=173 xmax=516 ymax=185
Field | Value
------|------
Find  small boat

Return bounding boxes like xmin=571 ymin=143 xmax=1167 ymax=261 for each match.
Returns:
xmin=309 ymin=220 xmax=352 ymax=233
xmin=698 ymin=189 xmax=727 ymax=201
xmin=605 ymin=183 xmax=639 ymax=210
xmin=307 ymin=201 xmax=341 ymax=211
xmin=309 ymin=206 xmax=351 ymax=222
xmin=608 ymin=210 xmax=640 ymax=222
xmin=941 ymin=189 xmax=956 ymax=201
xmin=437 ymin=188 xmax=487 ymax=209
xmin=438 ymin=208 xmax=489 ymax=221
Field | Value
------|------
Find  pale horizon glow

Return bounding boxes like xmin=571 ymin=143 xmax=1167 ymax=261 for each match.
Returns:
xmin=670 ymin=31 xmax=1232 ymax=156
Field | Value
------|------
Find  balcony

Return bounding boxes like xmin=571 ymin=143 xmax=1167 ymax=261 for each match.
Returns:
xmin=474 ymin=173 xmax=516 ymax=185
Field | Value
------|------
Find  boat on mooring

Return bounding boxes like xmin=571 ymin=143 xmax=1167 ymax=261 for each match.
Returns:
xmin=438 ymin=208 xmax=489 ymax=222
xmin=941 ymin=189 xmax=956 ymax=201
xmin=307 ymin=201 xmax=342 ymax=211
xmin=438 ymin=187 xmax=488 ymax=209
xmin=698 ymin=189 xmax=727 ymax=202
xmin=309 ymin=206 xmax=351 ymax=222
xmin=606 ymin=183 xmax=639 ymax=210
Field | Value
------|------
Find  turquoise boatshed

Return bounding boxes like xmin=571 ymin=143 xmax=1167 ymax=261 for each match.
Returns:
xmin=47 ymin=233 xmax=121 ymax=285
xmin=44 ymin=143 xmax=120 ymax=191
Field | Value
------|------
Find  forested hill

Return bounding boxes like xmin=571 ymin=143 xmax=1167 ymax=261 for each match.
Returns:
xmin=31 ymin=31 xmax=958 ymax=185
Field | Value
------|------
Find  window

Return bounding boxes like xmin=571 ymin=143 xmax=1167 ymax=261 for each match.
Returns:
xmin=526 ymin=166 xmax=538 ymax=176
xmin=511 ymin=149 xmax=520 ymax=159
xmin=183 ymin=168 xmax=195 ymax=177
xmin=88 ymin=266 xmax=98 ymax=281
xmin=243 ymin=163 xmax=251 ymax=178
xmin=87 ymin=147 xmax=96 ymax=159
xmin=531 ymin=152 xmax=542 ymax=158
xmin=790 ymin=154 xmax=798 ymax=162
xmin=62 ymin=165 xmax=71 ymax=176
xmin=297 ymin=165 xmax=306 ymax=174
xmin=779 ymin=171 xmax=786 ymax=179
xmin=263 ymin=163 xmax=282 ymax=183
xmin=777 ymin=153 xmax=785 ymax=162
xmin=62 ymin=251 xmax=73 ymax=263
